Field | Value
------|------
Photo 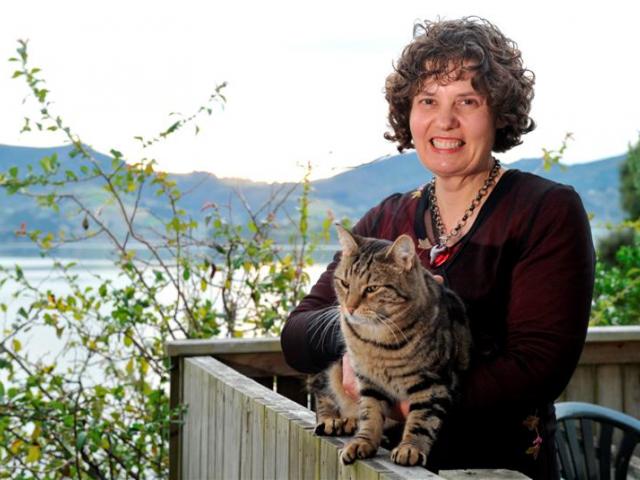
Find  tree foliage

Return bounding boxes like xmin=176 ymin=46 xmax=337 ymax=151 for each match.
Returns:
xmin=620 ymin=134 xmax=640 ymax=220
xmin=591 ymin=136 xmax=640 ymax=326
xmin=0 ymin=40 xmax=327 ymax=478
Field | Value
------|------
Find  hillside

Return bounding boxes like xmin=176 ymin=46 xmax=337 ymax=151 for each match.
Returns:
xmin=0 ymin=144 xmax=626 ymax=246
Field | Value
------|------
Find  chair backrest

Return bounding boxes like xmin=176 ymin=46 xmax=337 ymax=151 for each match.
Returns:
xmin=554 ymin=401 xmax=640 ymax=480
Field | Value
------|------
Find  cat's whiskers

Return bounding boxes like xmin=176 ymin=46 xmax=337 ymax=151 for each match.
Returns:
xmin=376 ymin=313 xmax=410 ymax=346
xmin=308 ymin=305 xmax=341 ymax=353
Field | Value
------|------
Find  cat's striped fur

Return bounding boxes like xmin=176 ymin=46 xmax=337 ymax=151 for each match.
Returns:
xmin=309 ymin=226 xmax=471 ymax=467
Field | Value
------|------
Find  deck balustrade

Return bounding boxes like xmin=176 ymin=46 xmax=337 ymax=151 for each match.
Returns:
xmin=167 ymin=326 xmax=640 ymax=479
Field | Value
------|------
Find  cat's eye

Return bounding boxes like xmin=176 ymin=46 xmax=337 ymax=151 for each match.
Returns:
xmin=364 ymin=285 xmax=379 ymax=294
xmin=337 ymin=278 xmax=349 ymax=289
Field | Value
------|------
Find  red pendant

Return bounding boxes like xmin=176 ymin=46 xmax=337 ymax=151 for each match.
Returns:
xmin=431 ymin=248 xmax=451 ymax=268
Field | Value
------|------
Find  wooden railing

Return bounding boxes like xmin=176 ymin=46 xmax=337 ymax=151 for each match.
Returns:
xmin=166 ymin=326 xmax=640 ymax=479
xmin=557 ymin=326 xmax=640 ymax=417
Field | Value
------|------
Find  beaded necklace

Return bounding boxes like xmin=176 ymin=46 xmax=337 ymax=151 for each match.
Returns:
xmin=424 ymin=158 xmax=501 ymax=267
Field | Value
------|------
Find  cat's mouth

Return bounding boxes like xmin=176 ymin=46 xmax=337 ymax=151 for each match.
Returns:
xmin=343 ymin=311 xmax=370 ymax=325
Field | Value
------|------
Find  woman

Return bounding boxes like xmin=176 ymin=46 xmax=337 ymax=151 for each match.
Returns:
xmin=281 ymin=17 xmax=594 ymax=479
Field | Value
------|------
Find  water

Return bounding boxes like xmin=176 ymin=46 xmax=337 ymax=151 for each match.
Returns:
xmin=0 ymin=255 xmax=331 ymax=365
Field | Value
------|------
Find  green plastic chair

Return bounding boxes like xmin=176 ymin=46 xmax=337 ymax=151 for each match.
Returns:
xmin=555 ymin=402 xmax=640 ymax=480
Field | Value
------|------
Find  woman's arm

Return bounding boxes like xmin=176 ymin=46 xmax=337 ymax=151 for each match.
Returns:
xmin=460 ymin=186 xmax=595 ymax=411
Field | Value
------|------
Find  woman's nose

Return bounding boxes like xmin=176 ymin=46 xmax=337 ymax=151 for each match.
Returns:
xmin=436 ymin=106 xmax=459 ymax=130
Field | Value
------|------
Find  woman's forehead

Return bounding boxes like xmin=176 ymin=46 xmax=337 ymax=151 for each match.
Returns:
xmin=417 ymin=74 xmax=482 ymax=95
xmin=416 ymin=59 xmax=482 ymax=88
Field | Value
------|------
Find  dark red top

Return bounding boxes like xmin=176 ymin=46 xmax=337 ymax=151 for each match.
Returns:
xmin=281 ymin=169 xmax=595 ymax=478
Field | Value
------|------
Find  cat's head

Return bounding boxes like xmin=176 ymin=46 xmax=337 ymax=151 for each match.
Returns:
xmin=333 ymin=225 xmax=436 ymax=326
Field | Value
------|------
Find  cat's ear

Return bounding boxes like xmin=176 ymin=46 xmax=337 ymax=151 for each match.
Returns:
xmin=387 ymin=234 xmax=415 ymax=271
xmin=335 ymin=224 xmax=359 ymax=256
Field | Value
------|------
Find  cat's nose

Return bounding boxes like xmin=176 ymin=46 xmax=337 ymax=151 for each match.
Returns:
xmin=347 ymin=307 xmax=355 ymax=315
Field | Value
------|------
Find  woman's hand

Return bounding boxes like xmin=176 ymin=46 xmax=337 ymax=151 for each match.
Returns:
xmin=341 ymin=354 xmax=359 ymax=400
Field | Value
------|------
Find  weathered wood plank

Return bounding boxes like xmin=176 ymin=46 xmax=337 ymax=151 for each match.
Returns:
xmin=239 ymin=390 xmax=253 ymax=480
xmin=376 ymin=456 xmax=441 ymax=479
xmin=166 ymin=337 xmax=282 ymax=357
xmin=596 ymin=364 xmax=623 ymax=411
xmin=198 ymin=366 xmax=209 ymax=479
xmin=355 ymin=460 xmax=383 ymax=480
xmin=564 ymin=365 xmax=595 ymax=403
xmin=579 ymin=340 xmax=640 ymax=364
xmin=286 ymin=417 xmax=300 ymax=480
xmin=302 ymin=426 xmax=320 ymax=480
xmin=169 ymin=356 xmax=182 ymax=480
xmin=439 ymin=470 xmax=530 ymax=479
xmin=275 ymin=415 xmax=290 ymax=478
xmin=263 ymin=407 xmax=278 ymax=480
xmin=214 ymin=372 xmax=225 ymax=479
xmin=250 ymin=398 xmax=265 ymax=480
xmin=624 ymin=364 xmax=640 ymax=418
xmin=218 ymin=352 xmax=301 ymax=378
xmin=165 ymin=327 xmax=640 ymax=359
xmin=206 ymin=371 xmax=218 ymax=478
xmin=182 ymin=360 xmax=195 ymax=480
xmin=319 ymin=436 xmax=341 ymax=479
xmin=586 ymin=326 xmax=640 ymax=342
xmin=223 ymin=382 xmax=241 ymax=480
xmin=339 ymin=460 xmax=358 ymax=480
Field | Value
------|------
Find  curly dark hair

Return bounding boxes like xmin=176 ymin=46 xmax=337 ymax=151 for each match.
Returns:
xmin=384 ymin=16 xmax=535 ymax=153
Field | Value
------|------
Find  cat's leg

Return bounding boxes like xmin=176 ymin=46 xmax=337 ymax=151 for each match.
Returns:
xmin=309 ymin=363 xmax=357 ymax=436
xmin=391 ymin=380 xmax=452 ymax=467
xmin=340 ymin=379 xmax=392 ymax=464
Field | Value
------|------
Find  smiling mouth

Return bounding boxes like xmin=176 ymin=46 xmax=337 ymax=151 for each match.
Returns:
xmin=430 ymin=138 xmax=465 ymax=150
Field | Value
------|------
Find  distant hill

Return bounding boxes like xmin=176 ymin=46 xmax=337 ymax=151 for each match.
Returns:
xmin=0 ymin=144 xmax=626 ymax=245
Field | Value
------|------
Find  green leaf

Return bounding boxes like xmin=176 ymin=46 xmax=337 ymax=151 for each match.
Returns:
xmin=11 ymin=70 xmax=23 ymax=78
xmin=40 ymin=156 xmax=52 ymax=173
xmin=162 ymin=121 xmax=181 ymax=137
xmin=76 ymin=431 xmax=87 ymax=450
xmin=12 ymin=338 xmax=21 ymax=353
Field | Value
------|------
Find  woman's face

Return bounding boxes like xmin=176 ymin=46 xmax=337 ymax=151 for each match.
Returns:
xmin=409 ymin=73 xmax=496 ymax=179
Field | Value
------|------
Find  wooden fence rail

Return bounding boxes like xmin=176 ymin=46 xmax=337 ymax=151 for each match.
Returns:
xmin=173 ymin=354 xmax=528 ymax=479
xmin=167 ymin=326 xmax=640 ymax=479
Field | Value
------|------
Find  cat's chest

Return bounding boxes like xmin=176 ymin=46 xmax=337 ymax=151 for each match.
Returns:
xmin=350 ymin=348 xmax=411 ymax=398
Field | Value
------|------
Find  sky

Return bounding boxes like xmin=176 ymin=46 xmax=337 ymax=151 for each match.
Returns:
xmin=1 ymin=1 xmax=639 ymax=183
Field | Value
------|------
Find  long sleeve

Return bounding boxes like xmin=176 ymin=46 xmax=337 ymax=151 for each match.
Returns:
xmin=458 ymin=185 xmax=595 ymax=411
xmin=280 ymin=194 xmax=402 ymax=373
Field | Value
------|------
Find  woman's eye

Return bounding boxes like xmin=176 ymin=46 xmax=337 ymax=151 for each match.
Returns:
xmin=419 ymin=97 xmax=435 ymax=106
xmin=364 ymin=285 xmax=379 ymax=294
xmin=460 ymin=98 xmax=479 ymax=107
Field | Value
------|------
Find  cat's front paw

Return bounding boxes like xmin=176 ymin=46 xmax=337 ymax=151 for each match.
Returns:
xmin=314 ymin=417 xmax=358 ymax=436
xmin=340 ymin=437 xmax=378 ymax=464
xmin=390 ymin=442 xmax=427 ymax=466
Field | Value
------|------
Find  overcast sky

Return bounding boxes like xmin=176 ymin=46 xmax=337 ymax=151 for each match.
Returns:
xmin=1 ymin=1 xmax=639 ymax=182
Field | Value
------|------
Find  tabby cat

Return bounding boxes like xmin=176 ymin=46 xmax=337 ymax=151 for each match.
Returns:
xmin=308 ymin=225 xmax=471 ymax=467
